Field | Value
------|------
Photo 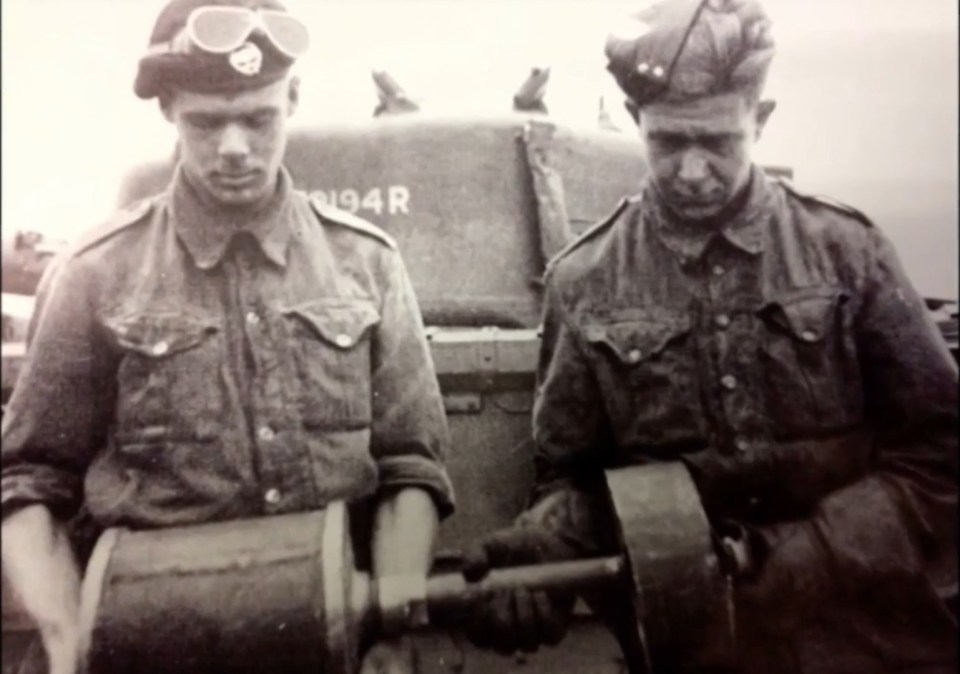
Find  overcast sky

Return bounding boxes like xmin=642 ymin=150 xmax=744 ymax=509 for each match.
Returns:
xmin=2 ymin=0 xmax=957 ymax=296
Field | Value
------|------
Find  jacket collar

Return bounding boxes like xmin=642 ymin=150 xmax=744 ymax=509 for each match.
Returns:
xmin=170 ymin=165 xmax=293 ymax=270
xmin=647 ymin=166 xmax=771 ymax=264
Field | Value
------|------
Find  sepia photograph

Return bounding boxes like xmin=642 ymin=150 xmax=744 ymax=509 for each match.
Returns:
xmin=1 ymin=1 xmax=957 ymax=673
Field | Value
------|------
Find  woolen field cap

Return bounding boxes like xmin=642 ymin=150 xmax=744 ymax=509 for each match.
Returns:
xmin=605 ymin=0 xmax=775 ymax=107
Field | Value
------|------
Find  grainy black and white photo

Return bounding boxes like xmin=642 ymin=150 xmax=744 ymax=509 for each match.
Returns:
xmin=1 ymin=1 xmax=957 ymax=673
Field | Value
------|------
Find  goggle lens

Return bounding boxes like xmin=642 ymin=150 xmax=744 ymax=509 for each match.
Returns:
xmin=190 ymin=8 xmax=256 ymax=53
xmin=261 ymin=12 xmax=311 ymax=58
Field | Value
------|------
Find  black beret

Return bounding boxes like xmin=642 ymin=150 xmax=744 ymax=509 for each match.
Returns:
xmin=606 ymin=0 xmax=775 ymax=107
xmin=134 ymin=0 xmax=300 ymax=100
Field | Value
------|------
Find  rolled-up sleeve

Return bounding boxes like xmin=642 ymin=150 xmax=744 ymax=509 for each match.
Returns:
xmin=369 ymin=251 xmax=455 ymax=518
xmin=1 ymin=254 xmax=115 ymax=521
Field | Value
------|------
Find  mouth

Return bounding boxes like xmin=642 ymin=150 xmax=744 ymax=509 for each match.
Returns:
xmin=212 ymin=171 xmax=259 ymax=189
xmin=670 ymin=194 xmax=724 ymax=210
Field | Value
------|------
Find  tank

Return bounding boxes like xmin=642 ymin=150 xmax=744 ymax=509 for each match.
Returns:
xmin=2 ymin=103 xmax=958 ymax=674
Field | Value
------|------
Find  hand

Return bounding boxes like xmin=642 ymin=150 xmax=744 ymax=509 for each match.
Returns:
xmin=732 ymin=520 xmax=834 ymax=636
xmin=460 ymin=525 xmax=578 ymax=654
xmin=359 ymin=636 xmax=417 ymax=674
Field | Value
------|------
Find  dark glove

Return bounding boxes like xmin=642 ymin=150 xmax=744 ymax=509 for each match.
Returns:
xmin=732 ymin=520 xmax=835 ymax=636
xmin=461 ymin=525 xmax=579 ymax=654
xmin=712 ymin=519 xmax=762 ymax=579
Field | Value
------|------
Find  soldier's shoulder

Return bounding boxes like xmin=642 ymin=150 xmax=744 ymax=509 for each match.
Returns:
xmin=67 ymin=197 xmax=157 ymax=261
xmin=546 ymin=195 xmax=639 ymax=280
xmin=775 ymin=177 xmax=874 ymax=228
xmin=308 ymin=193 xmax=397 ymax=251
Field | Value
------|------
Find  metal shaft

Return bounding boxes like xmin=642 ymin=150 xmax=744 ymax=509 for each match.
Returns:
xmin=373 ymin=555 xmax=626 ymax=634
xmin=426 ymin=556 xmax=624 ymax=609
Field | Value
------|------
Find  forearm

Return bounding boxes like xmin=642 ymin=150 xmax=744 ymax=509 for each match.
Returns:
xmin=371 ymin=487 xmax=438 ymax=578
xmin=2 ymin=505 xmax=81 ymax=637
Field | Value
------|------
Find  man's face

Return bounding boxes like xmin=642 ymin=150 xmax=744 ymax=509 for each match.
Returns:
xmin=638 ymin=93 xmax=773 ymax=222
xmin=163 ymin=77 xmax=299 ymax=208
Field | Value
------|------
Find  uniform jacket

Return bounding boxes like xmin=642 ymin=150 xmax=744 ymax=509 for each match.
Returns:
xmin=1 ymin=167 xmax=454 ymax=531
xmin=529 ymin=168 xmax=958 ymax=673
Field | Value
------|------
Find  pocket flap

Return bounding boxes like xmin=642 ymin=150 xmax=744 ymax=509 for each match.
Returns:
xmin=582 ymin=314 xmax=691 ymax=364
xmin=105 ymin=312 xmax=218 ymax=358
xmin=282 ymin=298 xmax=381 ymax=349
xmin=761 ymin=287 xmax=845 ymax=343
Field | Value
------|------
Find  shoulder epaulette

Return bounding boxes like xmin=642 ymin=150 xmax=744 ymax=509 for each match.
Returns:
xmin=545 ymin=195 xmax=638 ymax=274
xmin=309 ymin=193 xmax=396 ymax=250
xmin=776 ymin=178 xmax=873 ymax=227
xmin=68 ymin=197 xmax=155 ymax=259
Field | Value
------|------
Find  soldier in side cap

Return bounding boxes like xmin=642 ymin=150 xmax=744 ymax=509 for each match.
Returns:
xmin=1 ymin=1 xmax=453 ymax=673
xmin=463 ymin=0 xmax=958 ymax=671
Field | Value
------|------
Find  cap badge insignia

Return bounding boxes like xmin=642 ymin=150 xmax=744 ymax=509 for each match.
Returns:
xmin=228 ymin=42 xmax=263 ymax=76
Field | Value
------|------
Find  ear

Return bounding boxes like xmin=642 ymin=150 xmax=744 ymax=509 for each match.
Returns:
xmin=159 ymin=97 xmax=175 ymax=123
xmin=624 ymin=98 xmax=640 ymax=125
xmin=286 ymin=75 xmax=301 ymax=117
xmin=754 ymin=99 xmax=776 ymax=138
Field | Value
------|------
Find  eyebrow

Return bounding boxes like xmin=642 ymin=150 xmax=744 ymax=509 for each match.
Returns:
xmin=183 ymin=107 xmax=280 ymax=122
xmin=648 ymin=130 xmax=743 ymax=142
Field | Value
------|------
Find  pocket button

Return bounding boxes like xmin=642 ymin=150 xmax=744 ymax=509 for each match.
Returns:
xmin=800 ymin=330 xmax=817 ymax=342
xmin=627 ymin=348 xmax=643 ymax=364
xmin=151 ymin=341 xmax=169 ymax=356
xmin=335 ymin=333 xmax=353 ymax=348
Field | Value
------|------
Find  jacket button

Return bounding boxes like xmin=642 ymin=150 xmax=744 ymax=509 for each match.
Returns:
xmin=335 ymin=334 xmax=353 ymax=348
xmin=151 ymin=341 xmax=169 ymax=356
xmin=264 ymin=488 xmax=281 ymax=505
xmin=258 ymin=426 xmax=275 ymax=442
xmin=734 ymin=437 xmax=750 ymax=452
xmin=627 ymin=348 xmax=643 ymax=363
xmin=715 ymin=314 xmax=731 ymax=329
xmin=246 ymin=311 xmax=261 ymax=326
xmin=712 ymin=265 xmax=726 ymax=277
xmin=720 ymin=375 xmax=738 ymax=391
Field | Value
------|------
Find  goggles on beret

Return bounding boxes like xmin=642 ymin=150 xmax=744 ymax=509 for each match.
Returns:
xmin=147 ymin=6 xmax=310 ymax=60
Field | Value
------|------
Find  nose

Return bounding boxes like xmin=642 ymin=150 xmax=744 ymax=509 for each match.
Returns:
xmin=677 ymin=149 xmax=709 ymax=185
xmin=218 ymin=123 xmax=250 ymax=161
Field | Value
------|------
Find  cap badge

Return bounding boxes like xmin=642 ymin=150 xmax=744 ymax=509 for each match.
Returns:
xmin=228 ymin=42 xmax=263 ymax=76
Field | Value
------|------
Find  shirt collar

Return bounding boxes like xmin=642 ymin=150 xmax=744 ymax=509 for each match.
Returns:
xmin=170 ymin=165 xmax=294 ymax=270
xmin=648 ymin=166 xmax=771 ymax=264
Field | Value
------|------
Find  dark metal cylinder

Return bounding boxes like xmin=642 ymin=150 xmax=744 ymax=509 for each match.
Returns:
xmin=78 ymin=506 xmax=359 ymax=674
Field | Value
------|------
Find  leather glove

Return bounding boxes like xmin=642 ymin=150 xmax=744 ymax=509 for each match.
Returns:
xmin=460 ymin=525 xmax=579 ymax=654
xmin=732 ymin=520 xmax=836 ymax=637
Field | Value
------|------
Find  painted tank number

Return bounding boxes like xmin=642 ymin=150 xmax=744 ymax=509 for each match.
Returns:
xmin=313 ymin=186 xmax=410 ymax=216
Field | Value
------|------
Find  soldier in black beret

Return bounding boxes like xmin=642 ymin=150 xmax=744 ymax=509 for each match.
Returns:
xmin=463 ymin=1 xmax=958 ymax=672
xmin=1 ymin=2 xmax=453 ymax=673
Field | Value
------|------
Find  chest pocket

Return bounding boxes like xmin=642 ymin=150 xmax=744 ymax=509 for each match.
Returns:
xmin=104 ymin=312 xmax=222 ymax=441
xmin=758 ymin=286 xmax=862 ymax=435
xmin=581 ymin=310 xmax=706 ymax=447
xmin=280 ymin=298 xmax=381 ymax=429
